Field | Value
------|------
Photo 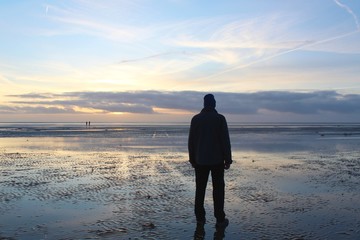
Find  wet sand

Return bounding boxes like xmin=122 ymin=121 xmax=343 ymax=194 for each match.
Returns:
xmin=0 ymin=135 xmax=360 ymax=239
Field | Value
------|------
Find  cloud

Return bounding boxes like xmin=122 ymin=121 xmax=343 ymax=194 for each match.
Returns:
xmin=0 ymin=106 xmax=76 ymax=114
xmin=195 ymin=29 xmax=360 ymax=81
xmin=0 ymin=74 xmax=13 ymax=84
xmin=6 ymin=93 xmax=53 ymax=99
xmin=49 ymin=16 xmax=139 ymax=41
xmin=118 ymin=51 xmax=187 ymax=64
xmin=43 ymin=2 xmax=147 ymax=42
xmin=334 ymin=0 xmax=360 ymax=30
xmin=4 ymin=90 xmax=360 ymax=116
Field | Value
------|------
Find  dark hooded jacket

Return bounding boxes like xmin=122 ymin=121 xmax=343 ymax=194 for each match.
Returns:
xmin=188 ymin=107 xmax=232 ymax=167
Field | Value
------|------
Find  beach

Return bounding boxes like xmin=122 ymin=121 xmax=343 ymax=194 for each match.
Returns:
xmin=0 ymin=123 xmax=359 ymax=239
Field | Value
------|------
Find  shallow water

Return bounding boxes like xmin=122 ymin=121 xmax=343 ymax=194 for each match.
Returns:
xmin=0 ymin=123 xmax=360 ymax=239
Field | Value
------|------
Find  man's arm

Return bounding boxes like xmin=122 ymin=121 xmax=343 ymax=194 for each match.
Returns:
xmin=221 ymin=116 xmax=232 ymax=168
xmin=188 ymin=118 xmax=197 ymax=168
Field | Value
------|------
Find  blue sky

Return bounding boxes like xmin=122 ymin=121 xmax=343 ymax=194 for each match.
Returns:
xmin=0 ymin=0 xmax=360 ymax=122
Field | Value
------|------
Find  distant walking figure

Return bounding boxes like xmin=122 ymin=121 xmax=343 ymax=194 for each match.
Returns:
xmin=188 ymin=94 xmax=232 ymax=229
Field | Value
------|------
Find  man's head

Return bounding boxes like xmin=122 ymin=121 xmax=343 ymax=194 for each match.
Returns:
xmin=204 ymin=94 xmax=216 ymax=108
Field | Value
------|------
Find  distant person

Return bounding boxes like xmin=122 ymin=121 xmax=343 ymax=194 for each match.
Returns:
xmin=188 ymin=94 xmax=232 ymax=229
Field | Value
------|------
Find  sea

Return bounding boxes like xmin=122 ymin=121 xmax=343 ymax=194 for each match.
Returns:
xmin=2 ymin=122 xmax=359 ymax=136
xmin=0 ymin=122 xmax=360 ymax=140
xmin=1 ymin=122 xmax=360 ymax=152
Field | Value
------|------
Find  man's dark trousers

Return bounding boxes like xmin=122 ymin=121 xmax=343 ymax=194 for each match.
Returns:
xmin=195 ymin=164 xmax=225 ymax=222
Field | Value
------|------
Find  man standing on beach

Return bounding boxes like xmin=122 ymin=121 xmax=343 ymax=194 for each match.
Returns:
xmin=188 ymin=94 xmax=232 ymax=229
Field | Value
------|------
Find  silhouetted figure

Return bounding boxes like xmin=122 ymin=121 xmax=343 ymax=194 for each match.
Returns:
xmin=188 ymin=94 xmax=232 ymax=229
xmin=86 ymin=121 xmax=88 ymax=127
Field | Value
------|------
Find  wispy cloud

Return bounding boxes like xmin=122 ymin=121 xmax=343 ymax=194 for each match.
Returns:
xmin=196 ymin=29 xmax=360 ymax=81
xmin=0 ymin=74 xmax=13 ymax=85
xmin=48 ymin=16 xmax=139 ymax=41
xmin=173 ymin=16 xmax=298 ymax=50
xmin=110 ymin=15 xmax=307 ymax=80
xmin=42 ymin=1 xmax=147 ymax=42
xmin=334 ymin=0 xmax=360 ymax=30
xmin=118 ymin=51 xmax=187 ymax=64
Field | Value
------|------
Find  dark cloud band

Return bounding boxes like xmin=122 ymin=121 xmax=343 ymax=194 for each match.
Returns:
xmin=2 ymin=90 xmax=360 ymax=115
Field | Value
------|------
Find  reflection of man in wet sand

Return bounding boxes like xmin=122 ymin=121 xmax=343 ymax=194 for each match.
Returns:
xmin=188 ymin=94 xmax=232 ymax=230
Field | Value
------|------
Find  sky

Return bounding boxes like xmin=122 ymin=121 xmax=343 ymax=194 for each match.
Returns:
xmin=0 ymin=0 xmax=360 ymax=123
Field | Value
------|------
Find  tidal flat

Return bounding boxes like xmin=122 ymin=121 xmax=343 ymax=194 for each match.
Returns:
xmin=0 ymin=124 xmax=359 ymax=239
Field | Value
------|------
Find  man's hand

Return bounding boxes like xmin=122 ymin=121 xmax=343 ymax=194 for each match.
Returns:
xmin=224 ymin=163 xmax=231 ymax=170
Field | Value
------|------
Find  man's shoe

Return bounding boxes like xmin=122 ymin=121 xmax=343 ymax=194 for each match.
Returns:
xmin=215 ymin=218 xmax=229 ymax=228
xmin=194 ymin=224 xmax=205 ymax=239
